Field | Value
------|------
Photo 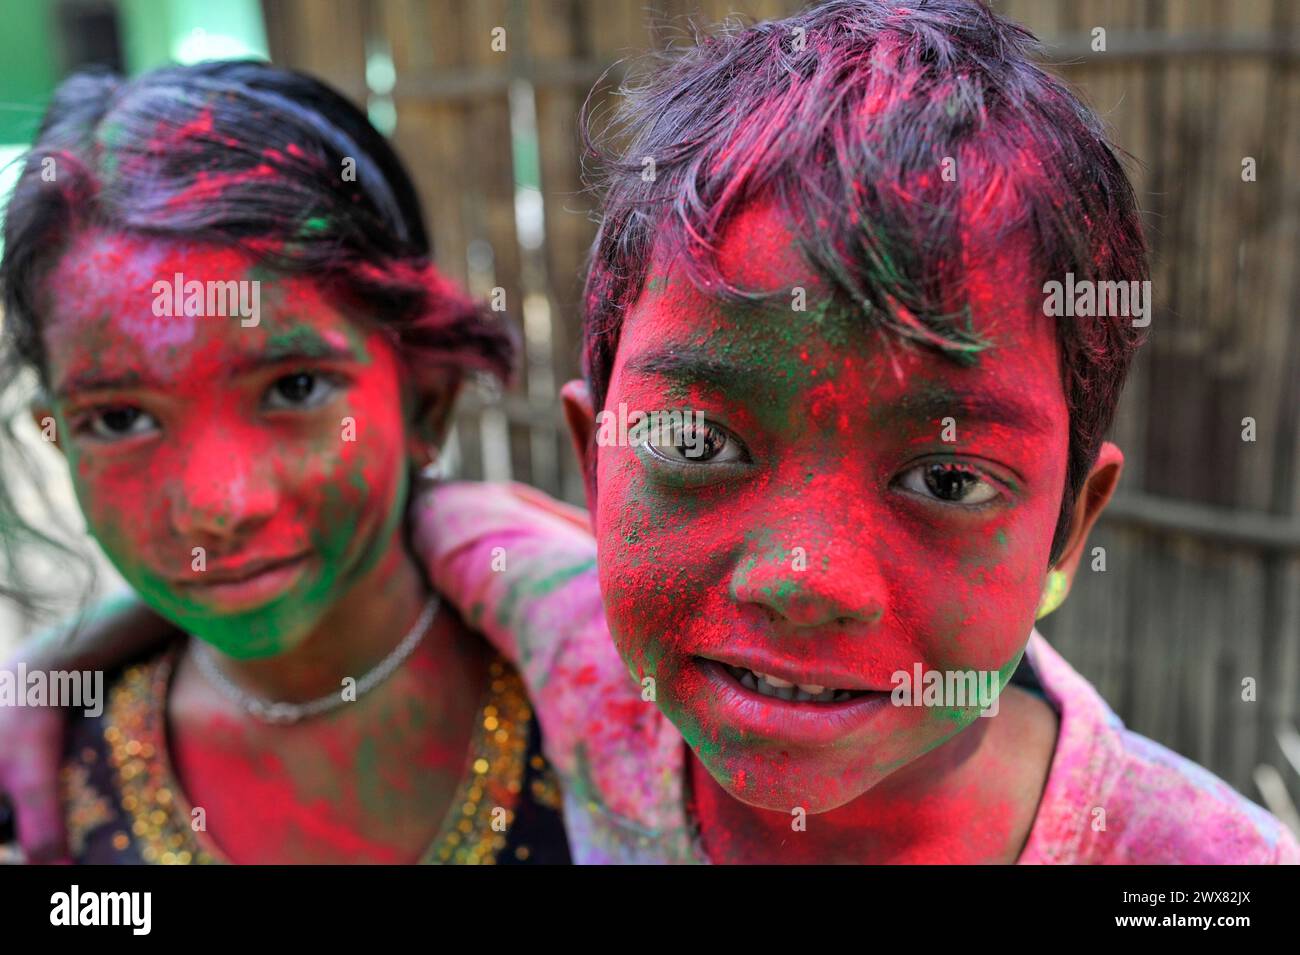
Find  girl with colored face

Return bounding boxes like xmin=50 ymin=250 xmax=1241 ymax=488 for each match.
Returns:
xmin=42 ymin=232 xmax=415 ymax=662
xmin=0 ymin=62 xmax=568 ymax=864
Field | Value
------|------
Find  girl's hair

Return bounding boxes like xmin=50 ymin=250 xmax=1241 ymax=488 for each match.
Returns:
xmin=0 ymin=59 xmax=516 ymax=618
xmin=580 ymin=0 xmax=1148 ymax=564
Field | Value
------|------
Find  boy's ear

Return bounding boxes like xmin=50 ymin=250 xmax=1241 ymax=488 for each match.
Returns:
xmin=407 ymin=373 xmax=462 ymax=470
xmin=1050 ymin=441 xmax=1124 ymax=592
xmin=560 ymin=379 xmax=598 ymax=518
xmin=29 ymin=406 xmax=62 ymax=453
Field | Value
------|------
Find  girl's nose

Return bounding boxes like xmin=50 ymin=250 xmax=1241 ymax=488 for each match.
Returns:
xmin=168 ymin=433 xmax=279 ymax=543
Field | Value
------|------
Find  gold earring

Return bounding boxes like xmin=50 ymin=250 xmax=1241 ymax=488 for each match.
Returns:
xmin=1035 ymin=569 xmax=1069 ymax=620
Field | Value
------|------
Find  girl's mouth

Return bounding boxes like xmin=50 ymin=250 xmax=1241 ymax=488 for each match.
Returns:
xmin=175 ymin=553 xmax=312 ymax=612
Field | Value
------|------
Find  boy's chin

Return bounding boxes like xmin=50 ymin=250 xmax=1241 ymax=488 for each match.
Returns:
xmin=696 ymin=748 xmax=882 ymax=815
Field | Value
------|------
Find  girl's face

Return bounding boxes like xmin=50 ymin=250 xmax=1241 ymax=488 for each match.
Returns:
xmin=588 ymin=200 xmax=1072 ymax=813
xmin=39 ymin=229 xmax=419 ymax=659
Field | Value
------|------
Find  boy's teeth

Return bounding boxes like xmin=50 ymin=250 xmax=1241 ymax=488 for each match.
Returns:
xmin=740 ymin=668 xmax=843 ymax=702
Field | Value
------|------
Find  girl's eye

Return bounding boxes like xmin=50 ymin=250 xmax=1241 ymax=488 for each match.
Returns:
xmin=86 ymin=406 xmax=158 ymax=441
xmin=643 ymin=418 xmax=745 ymax=465
xmin=899 ymin=462 xmax=999 ymax=506
xmin=263 ymin=372 xmax=340 ymax=410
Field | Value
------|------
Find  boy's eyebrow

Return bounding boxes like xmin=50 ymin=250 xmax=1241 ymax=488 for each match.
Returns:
xmin=54 ymin=340 xmax=360 ymax=399
xmin=890 ymin=390 xmax=1055 ymax=435
xmin=623 ymin=349 xmax=763 ymax=389
xmin=623 ymin=346 xmax=1054 ymax=434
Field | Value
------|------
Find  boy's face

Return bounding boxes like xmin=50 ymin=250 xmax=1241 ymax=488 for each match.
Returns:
xmin=586 ymin=199 xmax=1071 ymax=813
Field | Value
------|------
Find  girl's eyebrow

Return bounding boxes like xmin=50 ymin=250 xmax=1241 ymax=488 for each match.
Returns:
xmin=54 ymin=341 xmax=360 ymax=400
xmin=225 ymin=339 xmax=359 ymax=375
xmin=55 ymin=369 xmax=151 ymax=400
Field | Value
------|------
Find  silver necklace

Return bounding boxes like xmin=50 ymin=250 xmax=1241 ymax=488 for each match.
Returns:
xmin=192 ymin=595 xmax=440 ymax=725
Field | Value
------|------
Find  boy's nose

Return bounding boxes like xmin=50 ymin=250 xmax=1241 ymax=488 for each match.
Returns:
xmin=728 ymin=542 xmax=887 ymax=628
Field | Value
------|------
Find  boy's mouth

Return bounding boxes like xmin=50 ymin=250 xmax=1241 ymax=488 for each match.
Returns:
xmin=718 ymin=663 xmax=869 ymax=703
xmin=692 ymin=657 xmax=895 ymax=746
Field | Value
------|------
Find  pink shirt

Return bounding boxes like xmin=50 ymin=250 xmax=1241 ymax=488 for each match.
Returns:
xmin=416 ymin=481 xmax=1300 ymax=864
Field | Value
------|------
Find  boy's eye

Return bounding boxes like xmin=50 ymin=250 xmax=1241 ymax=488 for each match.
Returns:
xmin=85 ymin=406 xmax=158 ymax=441
xmin=263 ymin=372 xmax=340 ymax=410
xmin=899 ymin=462 xmax=999 ymax=506
xmin=643 ymin=419 xmax=745 ymax=465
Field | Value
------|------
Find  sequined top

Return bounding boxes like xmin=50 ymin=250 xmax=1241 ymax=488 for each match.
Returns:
xmin=54 ymin=643 xmax=570 ymax=864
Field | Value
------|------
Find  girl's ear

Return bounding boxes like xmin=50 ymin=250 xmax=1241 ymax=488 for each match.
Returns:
xmin=407 ymin=372 xmax=462 ymax=470
xmin=560 ymin=379 xmax=597 ymax=517
xmin=29 ymin=406 xmax=63 ymax=453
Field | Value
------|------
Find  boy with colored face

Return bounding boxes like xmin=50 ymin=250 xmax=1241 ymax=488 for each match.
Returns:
xmin=409 ymin=0 xmax=1297 ymax=862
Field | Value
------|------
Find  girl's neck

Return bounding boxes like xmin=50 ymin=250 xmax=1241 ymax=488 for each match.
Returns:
xmin=191 ymin=538 xmax=429 ymax=706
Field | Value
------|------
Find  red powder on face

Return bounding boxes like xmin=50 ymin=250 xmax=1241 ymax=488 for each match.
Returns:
xmin=41 ymin=228 xmax=417 ymax=653
xmin=591 ymin=196 xmax=1069 ymax=861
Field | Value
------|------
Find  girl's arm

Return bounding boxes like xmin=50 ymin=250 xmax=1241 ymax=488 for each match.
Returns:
xmin=0 ymin=595 xmax=172 ymax=862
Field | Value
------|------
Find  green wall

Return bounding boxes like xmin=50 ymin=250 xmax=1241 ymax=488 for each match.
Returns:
xmin=0 ymin=0 xmax=268 ymax=146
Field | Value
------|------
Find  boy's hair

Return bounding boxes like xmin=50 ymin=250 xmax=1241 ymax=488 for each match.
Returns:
xmin=582 ymin=0 xmax=1148 ymax=563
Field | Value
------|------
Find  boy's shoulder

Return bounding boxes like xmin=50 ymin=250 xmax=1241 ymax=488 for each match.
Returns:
xmin=1021 ymin=633 xmax=1299 ymax=865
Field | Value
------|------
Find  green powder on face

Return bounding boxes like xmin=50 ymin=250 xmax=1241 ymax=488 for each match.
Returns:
xmin=264 ymin=323 xmax=348 ymax=360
